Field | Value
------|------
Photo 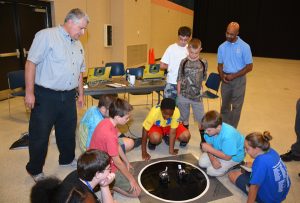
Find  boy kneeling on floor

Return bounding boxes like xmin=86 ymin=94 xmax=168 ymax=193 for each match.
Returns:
xmin=199 ymin=110 xmax=245 ymax=176
xmin=141 ymin=98 xmax=191 ymax=161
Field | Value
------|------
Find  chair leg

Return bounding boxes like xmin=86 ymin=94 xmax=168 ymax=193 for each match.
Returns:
xmin=206 ymin=98 xmax=210 ymax=111
xmin=146 ymin=94 xmax=149 ymax=106
xmin=8 ymin=95 xmax=11 ymax=116
xmin=151 ymin=92 xmax=154 ymax=106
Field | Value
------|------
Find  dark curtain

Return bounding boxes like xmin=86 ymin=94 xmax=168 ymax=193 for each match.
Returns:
xmin=193 ymin=0 xmax=300 ymax=59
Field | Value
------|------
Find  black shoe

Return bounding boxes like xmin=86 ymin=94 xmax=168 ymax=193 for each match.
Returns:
xmin=162 ymin=135 xmax=170 ymax=146
xmin=280 ymin=150 xmax=300 ymax=162
xmin=133 ymin=137 xmax=142 ymax=148
xmin=148 ymin=142 xmax=156 ymax=150
xmin=9 ymin=132 xmax=29 ymax=150
xmin=179 ymin=141 xmax=188 ymax=147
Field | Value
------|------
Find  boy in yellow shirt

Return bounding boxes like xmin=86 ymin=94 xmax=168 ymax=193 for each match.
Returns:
xmin=141 ymin=98 xmax=191 ymax=160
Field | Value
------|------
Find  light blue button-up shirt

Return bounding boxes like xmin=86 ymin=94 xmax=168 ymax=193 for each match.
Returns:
xmin=217 ymin=37 xmax=252 ymax=74
xmin=27 ymin=26 xmax=86 ymax=91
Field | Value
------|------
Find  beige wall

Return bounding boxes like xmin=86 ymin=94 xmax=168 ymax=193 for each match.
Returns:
xmin=151 ymin=4 xmax=193 ymax=58
xmin=51 ymin=0 xmax=193 ymax=68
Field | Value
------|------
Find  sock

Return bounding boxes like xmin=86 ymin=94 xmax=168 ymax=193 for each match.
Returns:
xmin=199 ymin=129 xmax=206 ymax=143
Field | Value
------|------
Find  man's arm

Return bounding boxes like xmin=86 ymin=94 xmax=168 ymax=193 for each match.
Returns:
xmin=247 ymin=184 xmax=259 ymax=203
xmin=169 ymin=128 xmax=178 ymax=155
xmin=217 ymin=63 xmax=228 ymax=83
xmin=25 ymin=60 xmax=36 ymax=109
xmin=226 ymin=63 xmax=253 ymax=81
xmin=160 ymin=61 xmax=168 ymax=70
xmin=77 ymin=72 xmax=84 ymax=108
xmin=111 ymin=156 xmax=141 ymax=196
xmin=141 ymin=127 xmax=151 ymax=160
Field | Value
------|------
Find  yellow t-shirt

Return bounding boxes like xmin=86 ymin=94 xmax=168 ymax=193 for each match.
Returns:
xmin=142 ymin=105 xmax=180 ymax=131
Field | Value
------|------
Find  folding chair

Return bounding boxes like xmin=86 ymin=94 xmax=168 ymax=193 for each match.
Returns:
xmin=127 ymin=66 xmax=153 ymax=107
xmin=7 ymin=70 xmax=27 ymax=116
xmin=202 ymin=72 xmax=221 ymax=110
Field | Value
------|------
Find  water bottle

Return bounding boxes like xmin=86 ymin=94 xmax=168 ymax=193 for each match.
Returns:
xmin=126 ymin=69 xmax=130 ymax=81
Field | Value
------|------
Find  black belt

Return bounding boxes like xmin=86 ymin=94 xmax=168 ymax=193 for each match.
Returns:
xmin=223 ymin=71 xmax=235 ymax=75
xmin=35 ymin=84 xmax=75 ymax=93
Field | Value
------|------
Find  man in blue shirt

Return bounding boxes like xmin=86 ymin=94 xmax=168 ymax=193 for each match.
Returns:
xmin=217 ymin=22 xmax=253 ymax=128
xmin=25 ymin=8 xmax=89 ymax=182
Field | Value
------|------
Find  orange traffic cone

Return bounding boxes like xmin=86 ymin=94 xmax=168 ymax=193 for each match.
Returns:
xmin=149 ymin=48 xmax=155 ymax=64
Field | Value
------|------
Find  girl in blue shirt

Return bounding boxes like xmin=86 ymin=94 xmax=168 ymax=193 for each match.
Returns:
xmin=228 ymin=131 xmax=290 ymax=203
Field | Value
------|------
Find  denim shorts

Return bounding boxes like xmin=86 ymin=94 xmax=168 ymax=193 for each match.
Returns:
xmin=235 ymin=172 xmax=250 ymax=194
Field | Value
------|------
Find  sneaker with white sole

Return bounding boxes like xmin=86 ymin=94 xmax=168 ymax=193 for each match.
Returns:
xmin=31 ymin=172 xmax=45 ymax=182
xmin=59 ymin=159 xmax=77 ymax=168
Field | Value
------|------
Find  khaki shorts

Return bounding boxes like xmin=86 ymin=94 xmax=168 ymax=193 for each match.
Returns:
xmin=112 ymin=170 xmax=132 ymax=192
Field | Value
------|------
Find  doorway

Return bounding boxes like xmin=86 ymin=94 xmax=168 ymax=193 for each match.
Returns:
xmin=0 ymin=0 xmax=51 ymax=100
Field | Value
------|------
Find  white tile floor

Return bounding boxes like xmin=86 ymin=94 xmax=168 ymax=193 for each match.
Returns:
xmin=0 ymin=53 xmax=299 ymax=202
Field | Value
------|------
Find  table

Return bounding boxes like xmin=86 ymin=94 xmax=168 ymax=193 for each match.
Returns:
xmin=84 ymin=77 xmax=166 ymax=104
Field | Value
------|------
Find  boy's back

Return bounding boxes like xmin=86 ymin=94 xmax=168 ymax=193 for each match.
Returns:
xmin=79 ymin=106 xmax=104 ymax=151
xmin=89 ymin=118 xmax=119 ymax=172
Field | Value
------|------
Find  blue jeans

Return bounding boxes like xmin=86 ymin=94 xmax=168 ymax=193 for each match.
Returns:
xmin=26 ymin=85 xmax=77 ymax=175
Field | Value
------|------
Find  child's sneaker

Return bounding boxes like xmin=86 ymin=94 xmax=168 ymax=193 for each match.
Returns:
xmin=179 ymin=141 xmax=188 ymax=147
xmin=31 ymin=172 xmax=45 ymax=182
xmin=133 ymin=137 xmax=142 ymax=148
xmin=147 ymin=142 xmax=156 ymax=150
xmin=162 ymin=135 xmax=170 ymax=146
xmin=59 ymin=159 xmax=77 ymax=168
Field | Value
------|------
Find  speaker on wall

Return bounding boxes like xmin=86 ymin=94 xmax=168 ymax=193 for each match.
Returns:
xmin=104 ymin=24 xmax=112 ymax=47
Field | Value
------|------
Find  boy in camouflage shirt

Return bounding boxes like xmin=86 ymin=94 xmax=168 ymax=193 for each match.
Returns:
xmin=177 ymin=38 xmax=208 ymax=142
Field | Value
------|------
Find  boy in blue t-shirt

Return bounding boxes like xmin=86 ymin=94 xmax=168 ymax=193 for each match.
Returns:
xmin=78 ymin=94 xmax=140 ymax=153
xmin=198 ymin=110 xmax=245 ymax=176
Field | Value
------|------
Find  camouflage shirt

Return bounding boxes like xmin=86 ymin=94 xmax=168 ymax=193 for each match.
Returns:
xmin=177 ymin=58 xmax=208 ymax=101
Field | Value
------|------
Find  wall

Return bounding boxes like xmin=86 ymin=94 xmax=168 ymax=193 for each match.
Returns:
xmin=50 ymin=0 xmax=193 ymax=68
xmin=151 ymin=0 xmax=193 ymax=58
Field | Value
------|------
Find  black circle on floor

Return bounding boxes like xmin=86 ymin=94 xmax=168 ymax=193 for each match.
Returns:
xmin=138 ymin=160 xmax=209 ymax=202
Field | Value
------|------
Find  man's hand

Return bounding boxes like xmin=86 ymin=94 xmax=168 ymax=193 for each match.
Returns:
xmin=169 ymin=148 xmax=179 ymax=155
xmin=77 ymin=94 xmax=84 ymax=108
xmin=225 ymin=74 xmax=235 ymax=81
xmin=25 ymin=93 xmax=35 ymax=109
xmin=221 ymin=74 xmax=229 ymax=83
xmin=142 ymin=151 xmax=151 ymax=161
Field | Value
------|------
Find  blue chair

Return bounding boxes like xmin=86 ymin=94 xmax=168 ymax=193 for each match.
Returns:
xmin=127 ymin=66 xmax=144 ymax=80
xmin=105 ymin=62 xmax=125 ymax=78
xmin=202 ymin=72 xmax=221 ymax=110
xmin=126 ymin=66 xmax=153 ymax=106
xmin=7 ymin=70 xmax=27 ymax=116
